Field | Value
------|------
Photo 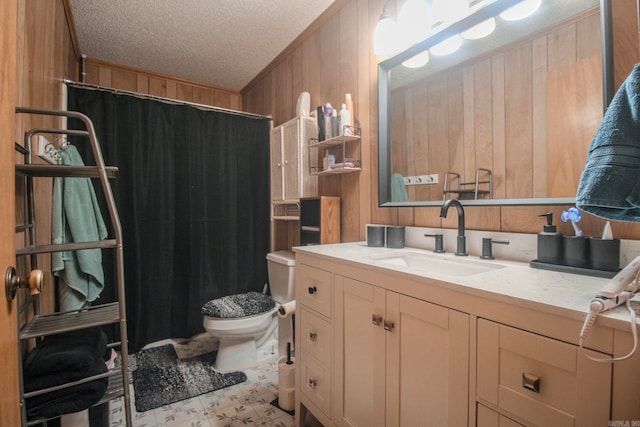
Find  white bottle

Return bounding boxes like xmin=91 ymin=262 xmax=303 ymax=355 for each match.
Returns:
xmin=339 ymin=103 xmax=351 ymax=136
xmin=345 ymin=93 xmax=354 ymax=129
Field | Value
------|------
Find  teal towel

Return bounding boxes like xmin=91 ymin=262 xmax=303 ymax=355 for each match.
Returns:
xmin=51 ymin=145 xmax=108 ymax=310
xmin=576 ymin=64 xmax=640 ymax=222
xmin=391 ymin=173 xmax=409 ymax=202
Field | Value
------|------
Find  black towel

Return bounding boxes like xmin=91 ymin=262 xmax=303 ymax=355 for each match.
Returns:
xmin=23 ymin=327 xmax=109 ymax=420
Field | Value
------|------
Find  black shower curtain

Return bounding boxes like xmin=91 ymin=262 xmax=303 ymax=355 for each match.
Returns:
xmin=67 ymin=86 xmax=271 ymax=352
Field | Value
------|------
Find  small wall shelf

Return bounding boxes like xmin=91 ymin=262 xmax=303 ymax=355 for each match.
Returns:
xmin=308 ymin=126 xmax=362 ymax=176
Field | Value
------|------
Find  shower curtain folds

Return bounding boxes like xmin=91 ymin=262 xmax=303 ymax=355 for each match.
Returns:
xmin=67 ymin=86 xmax=271 ymax=352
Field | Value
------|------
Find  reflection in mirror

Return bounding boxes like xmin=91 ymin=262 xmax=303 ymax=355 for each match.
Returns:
xmin=378 ymin=0 xmax=613 ymax=207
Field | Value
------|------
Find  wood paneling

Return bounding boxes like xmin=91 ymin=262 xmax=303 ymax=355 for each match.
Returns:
xmin=242 ymin=0 xmax=640 ymax=241
xmin=84 ymin=59 xmax=242 ymax=111
xmin=391 ymin=13 xmax=600 ymax=204
xmin=547 ymin=55 xmax=602 ymax=198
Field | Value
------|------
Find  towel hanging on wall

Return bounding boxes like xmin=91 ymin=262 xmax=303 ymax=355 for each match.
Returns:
xmin=575 ymin=63 xmax=640 ymax=222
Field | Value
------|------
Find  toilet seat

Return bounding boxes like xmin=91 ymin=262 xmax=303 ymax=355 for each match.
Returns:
xmin=201 ymin=291 xmax=276 ymax=318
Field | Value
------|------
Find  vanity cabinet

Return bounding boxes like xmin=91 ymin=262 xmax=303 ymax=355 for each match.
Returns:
xmin=293 ymin=245 xmax=640 ymax=427
xmin=294 ymin=252 xmax=468 ymax=427
xmin=334 ymin=276 xmax=469 ymax=427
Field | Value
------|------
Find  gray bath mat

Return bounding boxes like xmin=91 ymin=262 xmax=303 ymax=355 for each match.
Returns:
xmin=132 ymin=344 xmax=246 ymax=412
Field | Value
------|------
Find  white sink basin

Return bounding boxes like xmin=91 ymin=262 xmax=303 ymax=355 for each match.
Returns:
xmin=369 ymin=251 xmax=506 ymax=277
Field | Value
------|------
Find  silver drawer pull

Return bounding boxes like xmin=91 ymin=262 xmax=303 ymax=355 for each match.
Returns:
xmin=522 ymin=373 xmax=540 ymax=393
xmin=309 ymin=332 xmax=318 ymax=341
xmin=372 ymin=314 xmax=383 ymax=326
xmin=308 ymin=286 xmax=317 ymax=294
xmin=308 ymin=378 xmax=317 ymax=389
xmin=384 ymin=319 xmax=395 ymax=332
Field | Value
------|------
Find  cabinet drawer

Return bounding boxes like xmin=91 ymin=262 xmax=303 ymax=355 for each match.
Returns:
xmin=300 ymin=353 xmax=331 ymax=418
xmin=299 ymin=307 xmax=332 ymax=368
xmin=477 ymin=319 xmax=611 ymax=427
xmin=297 ymin=264 xmax=332 ymax=317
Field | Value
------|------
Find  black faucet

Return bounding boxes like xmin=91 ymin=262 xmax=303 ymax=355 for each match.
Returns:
xmin=440 ymin=198 xmax=467 ymax=256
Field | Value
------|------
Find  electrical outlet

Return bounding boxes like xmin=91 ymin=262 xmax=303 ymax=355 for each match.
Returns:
xmin=403 ymin=174 xmax=439 ymax=185
xmin=38 ymin=135 xmax=61 ymax=164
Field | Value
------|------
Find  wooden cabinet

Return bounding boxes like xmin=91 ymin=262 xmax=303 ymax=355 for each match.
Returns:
xmin=300 ymin=197 xmax=341 ymax=246
xmin=293 ymin=247 xmax=640 ymax=427
xmin=270 ymin=116 xmax=317 ymax=216
xmin=296 ymin=262 xmax=334 ymax=426
xmin=294 ymin=253 xmax=468 ymax=427
xmin=334 ymin=276 xmax=469 ymax=427
xmin=476 ymin=319 xmax=611 ymax=427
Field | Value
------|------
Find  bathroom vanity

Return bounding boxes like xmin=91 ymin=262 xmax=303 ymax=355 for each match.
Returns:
xmin=293 ymin=242 xmax=640 ymax=427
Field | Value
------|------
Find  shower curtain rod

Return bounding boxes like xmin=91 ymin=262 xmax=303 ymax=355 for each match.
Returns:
xmin=63 ymin=79 xmax=272 ymax=120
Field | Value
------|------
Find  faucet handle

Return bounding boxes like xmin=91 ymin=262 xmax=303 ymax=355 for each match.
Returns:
xmin=424 ymin=233 xmax=445 ymax=253
xmin=480 ymin=238 xmax=510 ymax=260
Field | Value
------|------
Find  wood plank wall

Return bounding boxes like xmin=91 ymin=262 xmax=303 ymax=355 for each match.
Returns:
xmin=391 ymin=11 xmax=602 ymax=202
xmin=242 ymin=0 xmax=640 ymax=241
xmin=15 ymin=0 xmax=78 ymax=317
xmin=83 ymin=58 xmax=243 ymax=111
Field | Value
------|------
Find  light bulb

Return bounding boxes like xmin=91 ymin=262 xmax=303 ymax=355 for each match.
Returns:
xmin=499 ymin=0 xmax=542 ymax=21
xmin=374 ymin=14 xmax=400 ymax=56
xmin=403 ymin=51 xmax=430 ymax=68
xmin=461 ymin=17 xmax=496 ymax=40
xmin=430 ymin=34 xmax=462 ymax=56
xmin=432 ymin=0 xmax=469 ymax=25
xmin=397 ymin=0 xmax=431 ymax=47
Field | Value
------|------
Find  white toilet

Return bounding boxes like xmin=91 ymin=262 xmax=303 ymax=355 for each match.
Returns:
xmin=202 ymin=251 xmax=295 ymax=372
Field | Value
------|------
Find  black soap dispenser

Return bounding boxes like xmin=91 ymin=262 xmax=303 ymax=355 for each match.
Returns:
xmin=538 ymin=213 xmax=563 ymax=265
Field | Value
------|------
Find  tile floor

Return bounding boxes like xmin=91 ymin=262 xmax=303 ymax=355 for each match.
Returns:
xmin=109 ymin=335 xmax=295 ymax=427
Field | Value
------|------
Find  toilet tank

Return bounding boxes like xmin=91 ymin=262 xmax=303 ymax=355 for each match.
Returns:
xmin=266 ymin=250 xmax=295 ymax=303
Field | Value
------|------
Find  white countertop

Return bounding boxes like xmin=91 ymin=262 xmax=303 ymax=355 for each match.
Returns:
xmin=293 ymin=242 xmax=639 ymax=331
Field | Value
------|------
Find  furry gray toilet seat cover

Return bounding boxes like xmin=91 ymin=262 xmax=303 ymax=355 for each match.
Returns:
xmin=201 ymin=291 xmax=276 ymax=318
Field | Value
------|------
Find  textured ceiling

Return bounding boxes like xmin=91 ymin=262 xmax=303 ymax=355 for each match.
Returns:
xmin=68 ymin=0 xmax=336 ymax=92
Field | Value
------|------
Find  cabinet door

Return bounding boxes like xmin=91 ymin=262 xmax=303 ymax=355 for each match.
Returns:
xmin=477 ymin=404 xmax=524 ymax=427
xmin=270 ymin=127 xmax=284 ymax=201
xmin=281 ymin=119 xmax=300 ymax=200
xmin=385 ymin=294 xmax=470 ymax=427
xmin=336 ymin=276 xmax=386 ymax=427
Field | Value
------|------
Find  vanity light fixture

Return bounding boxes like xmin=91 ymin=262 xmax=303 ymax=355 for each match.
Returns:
xmin=432 ymin=0 xmax=469 ymax=25
xmin=402 ymin=51 xmax=430 ymax=68
xmin=374 ymin=0 xmax=401 ymax=56
xmin=397 ymin=0 xmax=432 ymax=48
xmin=461 ymin=17 xmax=496 ymax=39
xmin=499 ymin=0 xmax=542 ymax=21
xmin=430 ymin=34 xmax=463 ymax=56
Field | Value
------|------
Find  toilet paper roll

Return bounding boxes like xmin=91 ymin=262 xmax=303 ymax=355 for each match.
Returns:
xmin=278 ymin=300 xmax=296 ymax=317
xmin=278 ymin=360 xmax=295 ymax=390
xmin=278 ymin=387 xmax=295 ymax=412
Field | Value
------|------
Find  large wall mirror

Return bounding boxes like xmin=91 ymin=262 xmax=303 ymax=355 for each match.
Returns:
xmin=378 ymin=0 xmax=614 ymax=207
